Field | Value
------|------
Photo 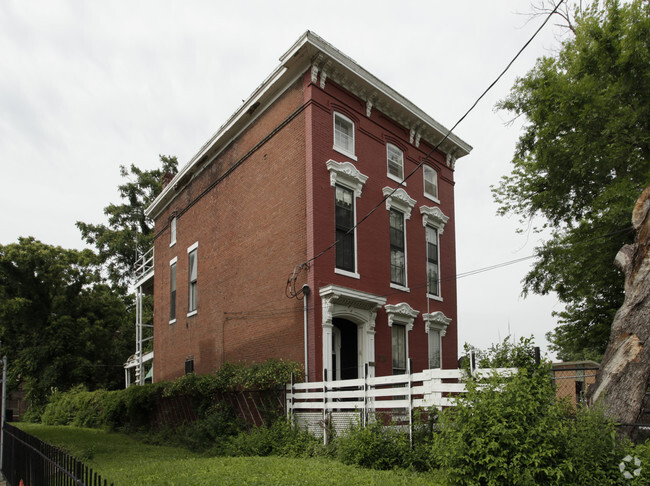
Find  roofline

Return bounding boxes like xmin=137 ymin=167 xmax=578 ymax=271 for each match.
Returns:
xmin=146 ymin=30 xmax=472 ymax=219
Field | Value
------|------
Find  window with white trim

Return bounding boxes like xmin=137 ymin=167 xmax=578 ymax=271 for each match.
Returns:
xmin=387 ymin=143 xmax=404 ymax=181
xmin=383 ymin=187 xmax=416 ymax=291
xmin=169 ymin=257 xmax=177 ymax=323
xmin=326 ymin=160 xmax=367 ymax=279
xmin=424 ymin=311 xmax=451 ymax=369
xmin=333 ymin=112 xmax=355 ymax=158
xmin=428 ymin=329 xmax=441 ymax=369
xmin=335 ymin=185 xmax=355 ymax=272
xmin=423 ymin=165 xmax=438 ymax=200
xmin=426 ymin=226 xmax=440 ymax=297
xmin=170 ymin=216 xmax=177 ymax=246
xmin=389 ymin=209 xmax=406 ymax=286
xmin=187 ymin=243 xmax=198 ymax=314
xmin=420 ymin=206 xmax=449 ymax=300
xmin=392 ymin=324 xmax=407 ymax=375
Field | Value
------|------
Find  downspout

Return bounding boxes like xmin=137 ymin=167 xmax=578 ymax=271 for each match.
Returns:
xmin=302 ymin=285 xmax=311 ymax=382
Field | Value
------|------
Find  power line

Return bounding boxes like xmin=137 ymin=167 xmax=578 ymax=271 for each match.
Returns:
xmin=288 ymin=0 xmax=565 ymax=285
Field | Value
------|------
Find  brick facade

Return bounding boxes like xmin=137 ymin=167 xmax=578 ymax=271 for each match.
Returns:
xmin=146 ymin=32 xmax=471 ymax=383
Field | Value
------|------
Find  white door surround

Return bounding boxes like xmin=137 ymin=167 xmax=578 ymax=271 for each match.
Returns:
xmin=319 ymin=284 xmax=386 ymax=380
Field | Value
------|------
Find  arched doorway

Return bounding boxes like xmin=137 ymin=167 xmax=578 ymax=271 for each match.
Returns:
xmin=332 ymin=318 xmax=358 ymax=380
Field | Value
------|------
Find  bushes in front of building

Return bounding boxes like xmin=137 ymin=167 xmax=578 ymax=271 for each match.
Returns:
xmin=430 ymin=364 xmax=632 ymax=485
xmin=34 ymin=354 xmax=650 ymax=481
xmin=39 ymin=358 xmax=303 ymax=432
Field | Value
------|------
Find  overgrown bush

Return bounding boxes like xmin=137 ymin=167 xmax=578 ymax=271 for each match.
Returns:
xmin=37 ymin=358 xmax=303 ymax=431
xmin=336 ymin=421 xmax=413 ymax=470
xmin=221 ymin=417 xmax=322 ymax=458
xmin=432 ymin=365 xmax=625 ymax=485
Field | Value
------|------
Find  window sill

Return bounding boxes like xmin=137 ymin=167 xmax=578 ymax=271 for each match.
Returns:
xmin=387 ymin=173 xmax=406 ymax=186
xmin=427 ymin=293 xmax=443 ymax=302
xmin=333 ymin=145 xmax=358 ymax=161
xmin=424 ymin=193 xmax=440 ymax=204
xmin=390 ymin=283 xmax=410 ymax=292
xmin=187 ymin=310 xmax=198 ymax=318
xmin=169 ymin=318 xmax=177 ymax=325
xmin=335 ymin=268 xmax=360 ymax=279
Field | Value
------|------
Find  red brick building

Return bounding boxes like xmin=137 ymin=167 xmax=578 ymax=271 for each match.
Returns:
xmin=142 ymin=31 xmax=471 ymax=383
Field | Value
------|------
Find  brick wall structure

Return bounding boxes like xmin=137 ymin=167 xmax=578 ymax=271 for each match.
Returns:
xmin=147 ymin=32 xmax=471 ymax=383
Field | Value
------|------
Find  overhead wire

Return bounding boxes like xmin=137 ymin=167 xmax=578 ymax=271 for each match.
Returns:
xmin=248 ymin=224 xmax=630 ymax=321
xmin=286 ymin=0 xmax=566 ymax=286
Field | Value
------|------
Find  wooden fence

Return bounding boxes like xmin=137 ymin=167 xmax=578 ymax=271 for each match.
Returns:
xmin=286 ymin=366 xmax=514 ymax=442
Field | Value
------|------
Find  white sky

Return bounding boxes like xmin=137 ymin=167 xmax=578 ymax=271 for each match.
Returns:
xmin=0 ymin=0 xmax=572 ymax=359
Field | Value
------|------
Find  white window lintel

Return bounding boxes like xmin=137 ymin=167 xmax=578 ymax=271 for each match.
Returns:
xmin=382 ymin=187 xmax=416 ymax=220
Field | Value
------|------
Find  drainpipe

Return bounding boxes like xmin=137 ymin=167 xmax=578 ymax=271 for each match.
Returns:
xmin=302 ymin=285 xmax=311 ymax=382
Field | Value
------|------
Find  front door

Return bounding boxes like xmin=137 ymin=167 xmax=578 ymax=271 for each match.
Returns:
xmin=333 ymin=318 xmax=358 ymax=380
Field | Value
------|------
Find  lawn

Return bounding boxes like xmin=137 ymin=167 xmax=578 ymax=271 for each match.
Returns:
xmin=17 ymin=424 xmax=446 ymax=486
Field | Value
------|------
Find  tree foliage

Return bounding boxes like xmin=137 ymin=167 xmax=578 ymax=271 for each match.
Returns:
xmin=493 ymin=0 xmax=650 ymax=360
xmin=0 ymin=238 xmax=133 ymax=407
xmin=77 ymin=155 xmax=178 ymax=291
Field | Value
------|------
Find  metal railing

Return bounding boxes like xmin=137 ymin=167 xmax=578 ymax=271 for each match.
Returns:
xmin=2 ymin=423 xmax=113 ymax=486
xmin=133 ymin=246 xmax=154 ymax=282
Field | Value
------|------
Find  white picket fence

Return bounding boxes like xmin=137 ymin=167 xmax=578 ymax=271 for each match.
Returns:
xmin=286 ymin=367 xmax=515 ymax=441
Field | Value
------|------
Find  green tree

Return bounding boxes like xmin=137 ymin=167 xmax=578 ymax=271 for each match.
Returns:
xmin=0 ymin=238 xmax=133 ymax=407
xmin=493 ymin=0 xmax=650 ymax=360
xmin=77 ymin=155 xmax=178 ymax=291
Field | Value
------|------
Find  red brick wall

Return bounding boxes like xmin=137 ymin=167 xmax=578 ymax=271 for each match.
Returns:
xmin=304 ymin=75 xmax=458 ymax=380
xmin=152 ymin=68 xmax=460 ymax=384
xmin=153 ymin=79 xmax=307 ymax=382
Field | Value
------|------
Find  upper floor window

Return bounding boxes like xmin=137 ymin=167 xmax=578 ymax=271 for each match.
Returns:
xmin=170 ymin=216 xmax=177 ymax=246
xmin=169 ymin=258 xmax=177 ymax=323
xmin=387 ymin=143 xmax=404 ymax=182
xmin=420 ymin=205 xmax=449 ymax=300
xmin=333 ymin=113 xmax=356 ymax=159
xmin=187 ymin=242 xmax=198 ymax=314
xmin=389 ymin=209 xmax=406 ymax=287
xmin=423 ymin=165 xmax=438 ymax=200
xmin=327 ymin=160 xmax=367 ymax=279
xmin=335 ymin=185 xmax=355 ymax=273
xmin=426 ymin=226 xmax=440 ymax=297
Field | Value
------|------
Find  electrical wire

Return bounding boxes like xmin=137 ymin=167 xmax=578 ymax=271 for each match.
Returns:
xmin=239 ymin=223 xmax=630 ymax=321
xmin=288 ymin=0 xmax=566 ymax=283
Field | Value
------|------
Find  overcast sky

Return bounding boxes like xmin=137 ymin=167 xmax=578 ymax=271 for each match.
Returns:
xmin=0 ymin=1 xmax=574 ymax=359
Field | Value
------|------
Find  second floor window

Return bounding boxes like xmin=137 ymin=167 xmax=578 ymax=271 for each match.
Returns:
xmin=390 ymin=209 xmax=406 ymax=286
xmin=333 ymin=113 xmax=355 ymax=157
xmin=170 ymin=260 xmax=177 ymax=322
xmin=188 ymin=246 xmax=198 ymax=313
xmin=426 ymin=226 xmax=440 ymax=296
xmin=335 ymin=185 xmax=355 ymax=272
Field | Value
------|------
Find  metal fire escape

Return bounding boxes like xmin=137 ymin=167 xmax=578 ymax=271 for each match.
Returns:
xmin=125 ymin=247 xmax=155 ymax=386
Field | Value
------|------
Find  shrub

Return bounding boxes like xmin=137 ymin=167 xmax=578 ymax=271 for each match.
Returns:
xmin=336 ymin=421 xmax=412 ymax=470
xmin=432 ymin=365 xmax=625 ymax=485
xmin=221 ymin=417 xmax=321 ymax=458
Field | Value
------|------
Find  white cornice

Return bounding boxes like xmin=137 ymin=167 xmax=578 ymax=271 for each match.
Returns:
xmin=382 ymin=187 xmax=417 ymax=220
xmin=423 ymin=311 xmax=452 ymax=337
xmin=147 ymin=30 xmax=472 ymax=219
xmin=385 ymin=302 xmax=419 ymax=332
xmin=420 ymin=206 xmax=450 ymax=233
xmin=326 ymin=160 xmax=368 ymax=197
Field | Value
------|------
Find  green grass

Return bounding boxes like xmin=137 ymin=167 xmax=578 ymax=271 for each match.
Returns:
xmin=18 ymin=424 xmax=446 ymax=485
